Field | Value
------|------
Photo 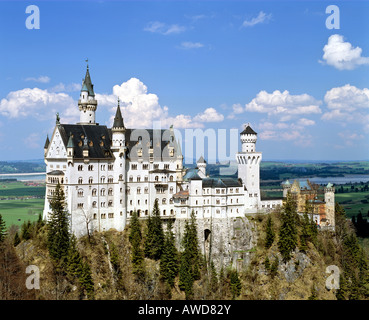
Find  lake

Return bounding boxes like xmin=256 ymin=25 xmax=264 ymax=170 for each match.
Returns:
xmin=0 ymin=173 xmax=368 ymax=185
xmin=299 ymin=175 xmax=369 ymax=185
xmin=0 ymin=173 xmax=46 ymax=181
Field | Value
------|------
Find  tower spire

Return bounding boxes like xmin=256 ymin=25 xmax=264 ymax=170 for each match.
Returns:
xmin=78 ymin=62 xmax=98 ymax=125
xmin=113 ymin=98 xmax=124 ymax=129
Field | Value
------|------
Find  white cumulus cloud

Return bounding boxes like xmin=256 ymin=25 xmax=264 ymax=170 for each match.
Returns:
xmin=322 ymin=84 xmax=369 ymax=131
xmin=320 ymin=34 xmax=369 ymax=70
xmin=193 ymin=107 xmax=224 ymax=123
xmin=96 ymin=78 xmax=224 ymax=129
xmin=245 ymin=90 xmax=322 ymax=117
xmin=0 ymin=87 xmax=78 ymax=122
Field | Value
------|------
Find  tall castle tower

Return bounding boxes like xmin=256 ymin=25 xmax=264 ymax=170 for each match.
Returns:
xmin=236 ymin=124 xmax=262 ymax=211
xmin=78 ymin=63 xmax=98 ymax=125
xmin=111 ymin=98 xmax=127 ymax=228
xmin=324 ymin=183 xmax=335 ymax=228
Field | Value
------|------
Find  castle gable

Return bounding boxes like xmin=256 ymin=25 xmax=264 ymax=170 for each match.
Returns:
xmin=46 ymin=126 xmax=67 ymax=159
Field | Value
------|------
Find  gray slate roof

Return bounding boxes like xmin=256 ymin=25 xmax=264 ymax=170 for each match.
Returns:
xmin=241 ymin=125 xmax=257 ymax=135
xmin=56 ymin=124 xmax=180 ymax=161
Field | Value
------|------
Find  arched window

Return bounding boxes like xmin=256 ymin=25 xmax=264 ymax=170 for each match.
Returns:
xmin=78 ymin=177 xmax=83 ymax=184
xmin=89 ymin=177 xmax=93 ymax=184
xmin=92 ymin=189 xmax=97 ymax=196
xmin=162 ymin=198 xmax=166 ymax=205
xmin=92 ymin=201 xmax=97 ymax=208
xmin=169 ymin=175 xmax=174 ymax=182
xmin=100 ymin=189 xmax=106 ymax=196
xmin=155 ymin=176 xmax=159 ymax=182
xmin=108 ymin=188 xmax=113 ymax=196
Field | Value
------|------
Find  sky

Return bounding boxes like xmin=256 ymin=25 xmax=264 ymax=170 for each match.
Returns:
xmin=0 ymin=0 xmax=368 ymax=162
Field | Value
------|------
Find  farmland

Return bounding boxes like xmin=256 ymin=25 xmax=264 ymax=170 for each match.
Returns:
xmin=0 ymin=180 xmax=45 ymax=227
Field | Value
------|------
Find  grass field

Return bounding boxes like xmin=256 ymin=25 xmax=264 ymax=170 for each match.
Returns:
xmin=335 ymin=192 xmax=369 ymax=219
xmin=0 ymin=181 xmax=45 ymax=228
xmin=0 ymin=198 xmax=44 ymax=227
xmin=0 ymin=180 xmax=45 ymax=198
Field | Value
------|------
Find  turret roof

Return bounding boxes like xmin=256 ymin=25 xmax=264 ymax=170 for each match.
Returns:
xmin=81 ymin=66 xmax=95 ymax=97
xmin=197 ymin=155 xmax=206 ymax=164
xmin=241 ymin=124 xmax=257 ymax=135
xmin=113 ymin=104 xmax=124 ymax=128
xmin=44 ymin=135 xmax=50 ymax=149
xmin=67 ymin=134 xmax=75 ymax=148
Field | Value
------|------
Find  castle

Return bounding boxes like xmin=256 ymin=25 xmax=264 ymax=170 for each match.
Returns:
xmin=42 ymin=66 xmax=335 ymax=237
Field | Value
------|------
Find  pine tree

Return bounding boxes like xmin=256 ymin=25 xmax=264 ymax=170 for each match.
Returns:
xmin=144 ymin=198 xmax=164 ymax=260
xmin=47 ymin=182 xmax=71 ymax=267
xmin=179 ymin=250 xmax=194 ymax=299
xmin=129 ymin=210 xmax=145 ymax=277
xmin=270 ymin=257 xmax=279 ymax=278
xmin=278 ymin=192 xmax=299 ymax=262
xmin=209 ymin=261 xmax=218 ymax=294
xmin=179 ymin=210 xmax=201 ymax=299
xmin=229 ymin=269 xmax=242 ymax=300
xmin=0 ymin=214 xmax=7 ymax=243
xmin=160 ymin=219 xmax=178 ymax=288
xmin=299 ymin=213 xmax=310 ymax=253
xmin=66 ymin=235 xmax=94 ymax=300
xmin=80 ymin=261 xmax=95 ymax=300
xmin=20 ymin=220 xmax=31 ymax=241
xmin=265 ymin=215 xmax=275 ymax=249
xmin=188 ymin=210 xmax=201 ymax=280
xmin=13 ymin=232 xmax=20 ymax=247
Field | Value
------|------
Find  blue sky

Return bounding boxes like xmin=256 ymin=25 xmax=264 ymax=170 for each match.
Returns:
xmin=0 ymin=0 xmax=368 ymax=162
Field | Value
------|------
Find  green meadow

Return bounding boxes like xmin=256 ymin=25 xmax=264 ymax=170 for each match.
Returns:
xmin=0 ymin=198 xmax=44 ymax=227
xmin=0 ymin=180 xmax=45 ymax=228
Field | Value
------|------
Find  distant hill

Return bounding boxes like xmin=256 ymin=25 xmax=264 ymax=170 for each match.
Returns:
xmin=0 ymin=160 xmax=46 ymax=174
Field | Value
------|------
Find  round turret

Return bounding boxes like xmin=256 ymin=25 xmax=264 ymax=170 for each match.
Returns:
xmin=240 ymin=124 xmax=257 ymax=152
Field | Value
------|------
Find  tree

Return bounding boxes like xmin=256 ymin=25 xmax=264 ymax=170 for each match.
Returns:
xmin=0 ymin=214 xmax=7 ymax=243
xmin=144 ymin=198 xmax=164 ymax=260
xmin=278 ymin=192 xmax=299 ymax=262
xmin=265 ymin=215 xmax=275 ymax=249
xmin=13 ymin=232 xmax=20 ymax=247
xmin=160 ymin=219 xmax=178 ymax=288
xmin=229 ymin=269 xmax=242 ymax=299
xmin=179 ymin=210 xmax=201 ymax=299
xmin=79 ymin=209 xmax=93 ymax=243
xmin=46 ymin=182 xmax=71 ymax=267
xmin=66 ymin=235 xmax=95 ymax=299
xmin=129 ymin=211 xmax=145 ymax=278
xmin=209 ymin=261 xmax=218 ymax=294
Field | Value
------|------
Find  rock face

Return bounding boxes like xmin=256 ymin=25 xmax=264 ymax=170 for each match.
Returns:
xmin=173 ymin=217 xmax=257 ymax=270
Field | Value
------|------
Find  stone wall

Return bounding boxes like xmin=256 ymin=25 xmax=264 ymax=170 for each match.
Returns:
xmin=173 ymin=216 xmax=258 ymax=271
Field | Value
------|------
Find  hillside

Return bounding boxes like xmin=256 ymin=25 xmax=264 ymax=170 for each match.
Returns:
xmin=1 ymin=202 xmax=368 ymax=301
